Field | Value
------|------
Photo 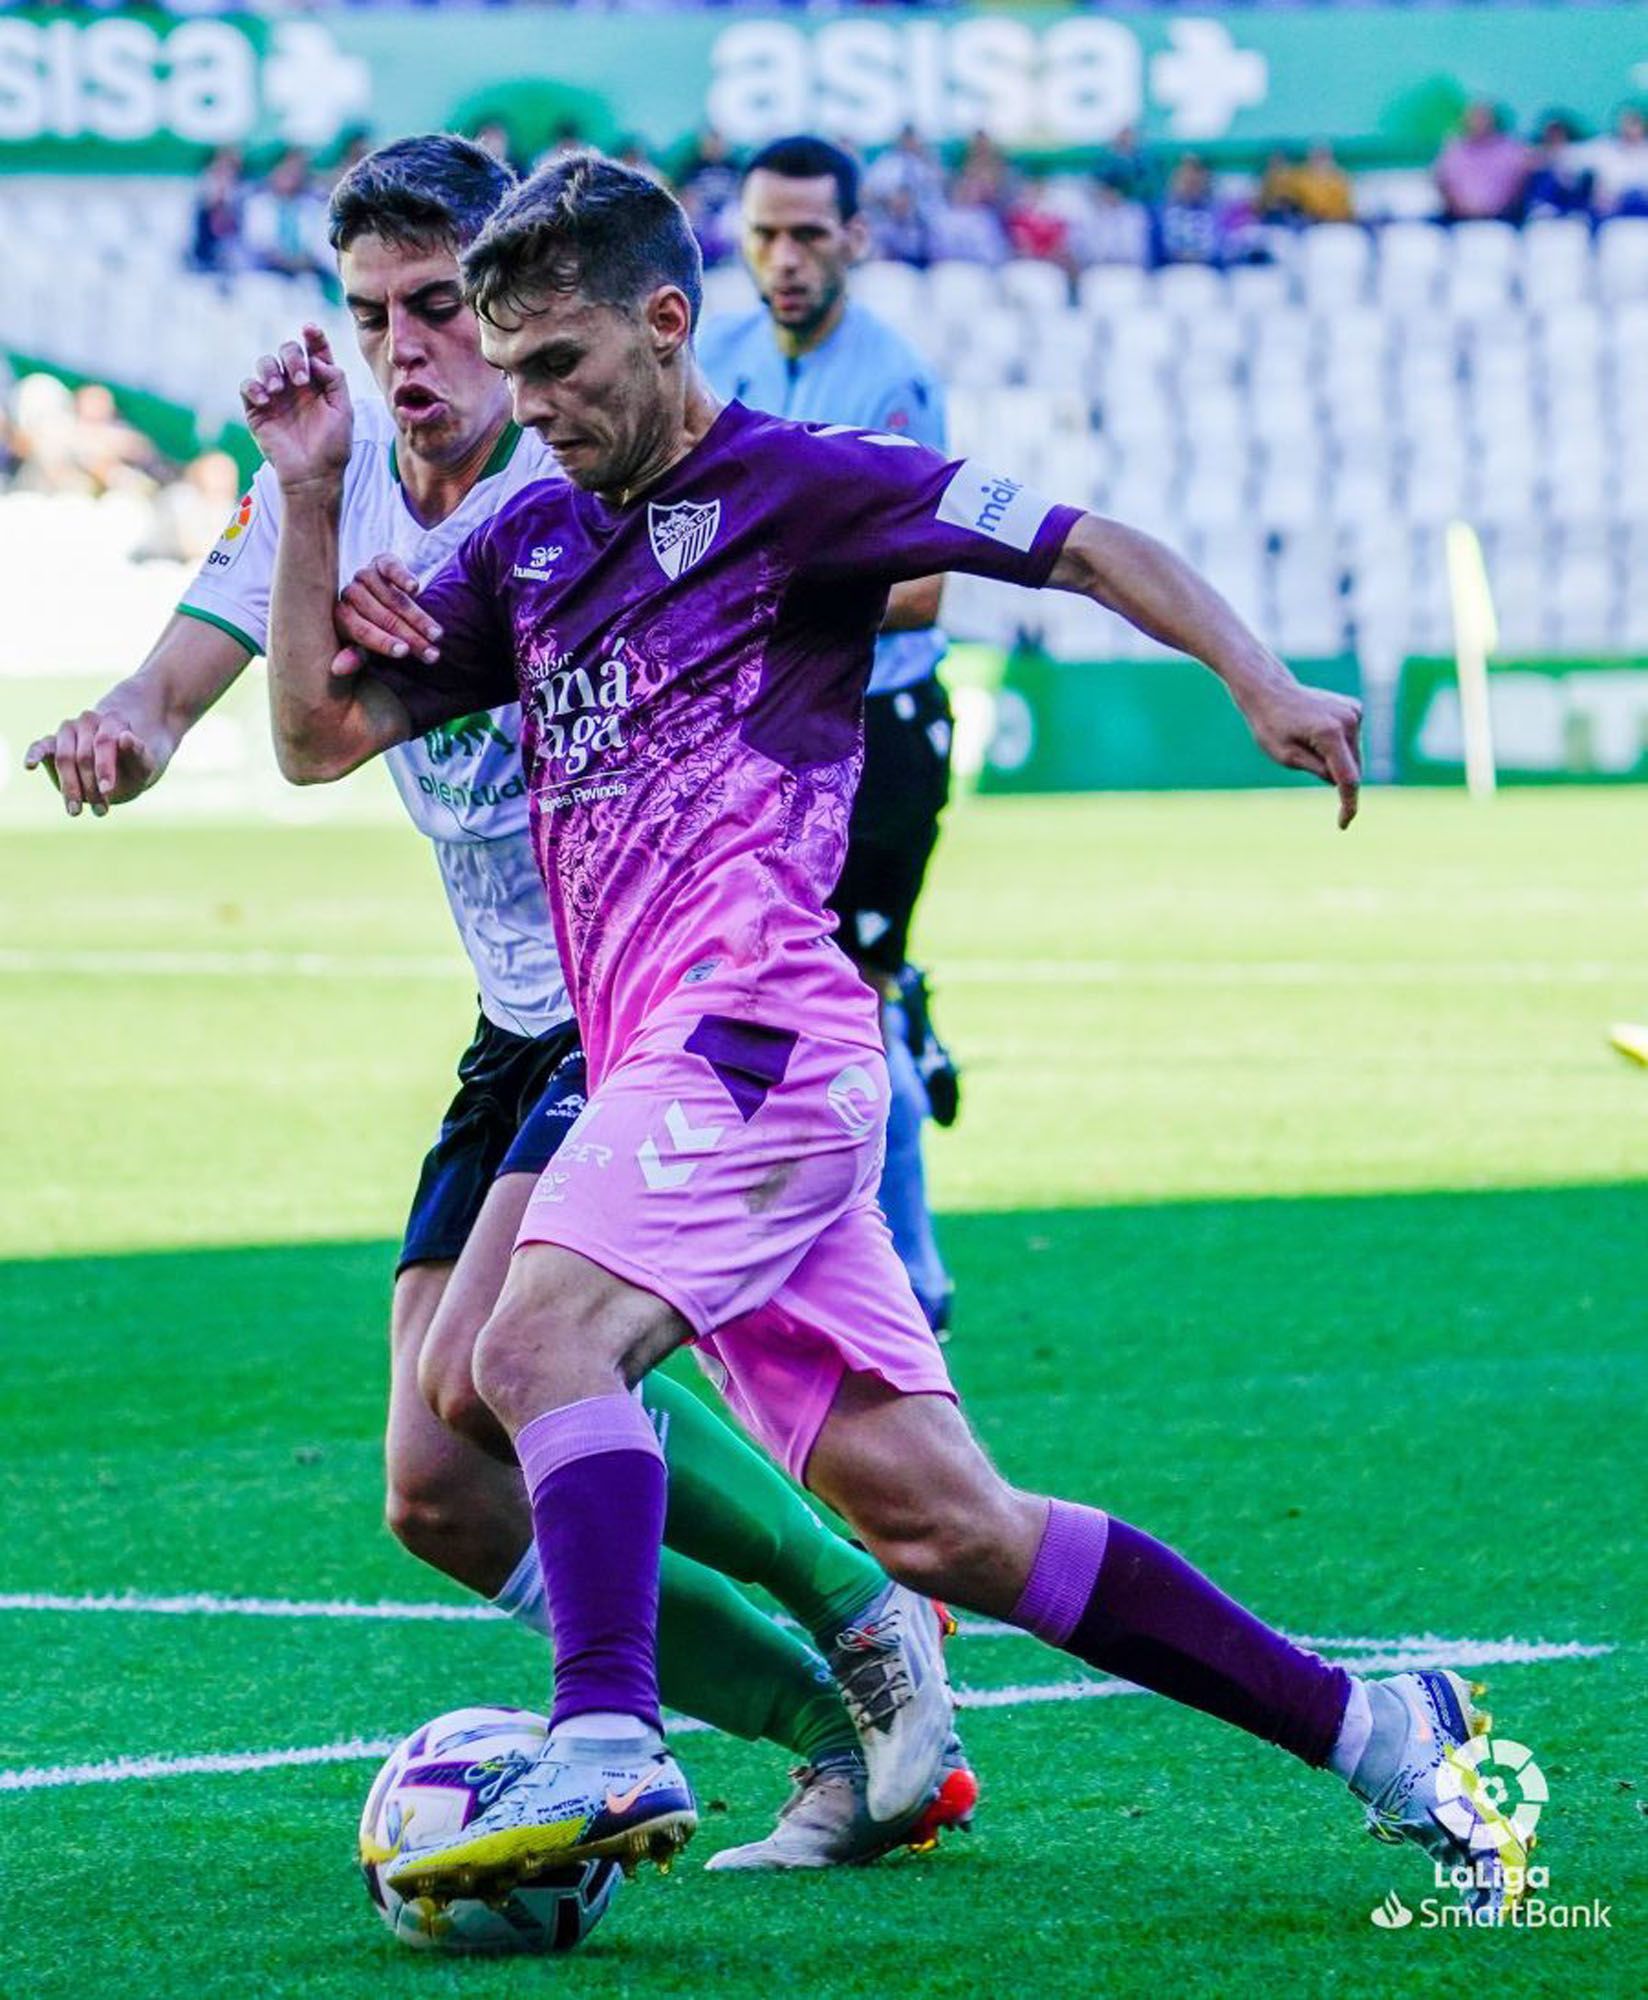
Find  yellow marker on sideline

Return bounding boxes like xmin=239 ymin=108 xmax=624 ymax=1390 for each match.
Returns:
xmin=1608 ymin=1023 xmax=1648 ymax=1067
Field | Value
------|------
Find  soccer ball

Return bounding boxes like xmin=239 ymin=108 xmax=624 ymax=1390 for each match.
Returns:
xmin=358 ymin=1705 xmax=621 ymax=1954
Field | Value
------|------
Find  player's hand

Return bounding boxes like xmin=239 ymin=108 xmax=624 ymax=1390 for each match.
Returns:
xmin=241 ymin=323 xmax=352 ymax=494
xmin=23 ymin=706 xmax=169 ymax=816
xmin=333 ymin=554 xmax=443 ymax=670
xmin=1239 ymin=674 xmax=1363 ymax=829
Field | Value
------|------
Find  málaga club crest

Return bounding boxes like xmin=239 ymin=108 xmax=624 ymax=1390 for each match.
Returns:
xmin=648 ymin=499 xmax=721 ymax=579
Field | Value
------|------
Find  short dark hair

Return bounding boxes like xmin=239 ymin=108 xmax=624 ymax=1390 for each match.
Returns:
xmin=461 ymin=151 xmax=704 ymax=329
xmin=743 ymin=135 xmax=860 ymax=222
xmin=328 ymin=133 xmax=515 ymax=256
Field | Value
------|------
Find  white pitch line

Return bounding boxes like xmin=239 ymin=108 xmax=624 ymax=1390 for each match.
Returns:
xmin=0 ymin=1591 xmax=497 ymax=1624
xmin=1 ymin=947 xmax=1643 ymax=990
xmin=0 ymin=1638 xmax=1609 ymax=1795
xmin=0 ymin=1596 xmax=1617 ymax=1670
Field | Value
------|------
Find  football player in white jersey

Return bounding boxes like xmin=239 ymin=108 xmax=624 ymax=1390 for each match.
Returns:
xmin=26 ymin=135 xmax=976 ymax=1869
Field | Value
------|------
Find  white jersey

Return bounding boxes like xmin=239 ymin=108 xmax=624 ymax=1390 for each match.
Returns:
xmin=181 ymin=400 xmax=572 ymax=1039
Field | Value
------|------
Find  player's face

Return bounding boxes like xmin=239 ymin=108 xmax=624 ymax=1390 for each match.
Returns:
xmin=740 ymin=170 xmax=864 ymax=340
xmin=479 ymin=286 xmax=681 ymax=494
xmin=339 ymin=233 xmax=511 ymax=467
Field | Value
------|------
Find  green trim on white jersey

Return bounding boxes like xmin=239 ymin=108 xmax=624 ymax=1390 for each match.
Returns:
xmin=175 ymin=602 xmax=258 ymax=658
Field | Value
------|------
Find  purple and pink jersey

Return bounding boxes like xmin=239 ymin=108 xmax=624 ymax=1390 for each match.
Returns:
xmin=374 ymin=400 xmax=1079 ymax=1084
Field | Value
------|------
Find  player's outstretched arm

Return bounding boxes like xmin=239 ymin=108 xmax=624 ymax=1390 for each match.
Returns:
xmin=1048 ymin=514 xmax=1363 ymax=828
xmin=248 ymin=324 xmax=411 ymax=783
xmin=23 ymin=613 xmax=251 ymax=818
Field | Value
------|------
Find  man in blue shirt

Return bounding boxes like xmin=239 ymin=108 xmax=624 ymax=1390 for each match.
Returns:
xmin=699 ymin=135 xmax=956 ymax=1332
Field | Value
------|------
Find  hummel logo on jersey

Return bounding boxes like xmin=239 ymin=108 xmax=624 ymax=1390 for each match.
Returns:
xmin=512 ymin=544 xmax=563 ymax=581
xmin=648 ymin=499 xmax=721 ymax=579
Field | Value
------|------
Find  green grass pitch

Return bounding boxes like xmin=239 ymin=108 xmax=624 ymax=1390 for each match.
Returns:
xmin=2 ymin=788 xmax=1644 ymax=1997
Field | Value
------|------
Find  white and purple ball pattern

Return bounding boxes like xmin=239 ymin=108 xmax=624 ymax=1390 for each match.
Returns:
xmin=358 ymin=1705 xmax=620 ymax=1954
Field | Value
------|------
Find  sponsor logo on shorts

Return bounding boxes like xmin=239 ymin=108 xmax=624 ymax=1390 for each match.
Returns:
xmin=826 ymin=1064 xmax=880 ymax=1139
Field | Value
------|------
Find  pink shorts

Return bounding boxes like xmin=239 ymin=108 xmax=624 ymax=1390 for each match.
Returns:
xmin=515 ymin=1010 xmax=955 ymax=1480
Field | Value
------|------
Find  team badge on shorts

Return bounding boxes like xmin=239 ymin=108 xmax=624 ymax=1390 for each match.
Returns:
xmin=826 ymin=1064 xmax=880 ymax=1138
xmin=648 ymin=499 xmax=721 ymax=579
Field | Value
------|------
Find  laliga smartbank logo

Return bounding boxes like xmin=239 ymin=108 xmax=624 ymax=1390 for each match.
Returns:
xmin=1436 ymin=1733 xmax=1547 ymax=1850
xmin=1369 ymin=1739 xmax=1610 ymax=1930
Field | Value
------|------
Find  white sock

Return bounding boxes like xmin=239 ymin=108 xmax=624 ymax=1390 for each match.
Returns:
xmin=1327 ymin=1676 xmax=1373 ymax=1781
xmin=548 ymin=1713 xmax=660 ymax=1752
xmin=491 ymin=1546 xmax=549 ymax=1639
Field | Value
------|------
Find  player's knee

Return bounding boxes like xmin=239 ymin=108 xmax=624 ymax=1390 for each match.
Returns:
xmin=384 ymin=1465 xmax=465 ymax=1569
xmin=855 ymin=1481 xmax=1023 ymax=1598
xmin=417 ymin=1325 xmax=489 ymax=1445
xmin=468 ymin=1294 xmax=593 ymax=1418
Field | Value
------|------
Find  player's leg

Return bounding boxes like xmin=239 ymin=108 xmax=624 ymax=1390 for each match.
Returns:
xmin=416 ymin=1036 xmax=893 ymax=1648
xmin=803 ymin=1376 xmax=1532 ymax=1914
xmin=384 ymin=1013 xmax=544 ymax=1594
xmin=384 ymin=1256 xmax=531 ymax=1596
xmin=397 ymin=1032 xmax=887 ymax=1814
xmin=391 ymin=1024 xmax=955 ymax=1898
xmin=389 ymin=1238 xmax=700 ymax=1899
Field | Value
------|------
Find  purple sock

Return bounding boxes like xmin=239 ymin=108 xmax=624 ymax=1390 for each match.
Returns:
xmin=517 ymin=1392 xmax=666 ymax=1734
xmin=1012 ymin=1501 xmax=1350 ymax=1767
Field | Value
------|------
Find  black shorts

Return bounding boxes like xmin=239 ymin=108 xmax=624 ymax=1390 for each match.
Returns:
xmin=399 ymin=1012 xmax=587 ymax=1273
xmin=830 ymin=675 xmax=953 ymax=978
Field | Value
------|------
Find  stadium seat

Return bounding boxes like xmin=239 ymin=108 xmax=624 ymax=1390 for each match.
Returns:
xmin=1597 ymin=218 xmax=1648 ymax=303
xmin=928 ymin=260 xmax=1000 ymax=320
xmin=848 ymin=260 xmax=928 ymax=330
xmin=1522 ymin=217 xmax=1594 ymax=310
xmin=1156 ymin=265 xmax=1225 ymax=320
xmin=1299 ymin=224 xmax=1372 ymax=305
xmin=1077 ymin=264 xmax=1152 ymax=320
xmin=999 ymin=259 xmax=1071 ymax=317
xmin=1377 ymin=222 xmax=1449 ymax=313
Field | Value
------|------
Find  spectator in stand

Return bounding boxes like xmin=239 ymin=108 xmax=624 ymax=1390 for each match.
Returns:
xmin=676 ymin=123 xmax=742 ymax=266
xmin=0 ymin=404 xmax=21 ymax=491
xmin=1096 ymin=124 xmax=1158 ymax=206
xmin=867 ymin=184 xmax=934 ymax=268
xmin=1076 ymin=181 xmax=1150 ymax=268
xmin=67 ymin=384 xmax=161 ymax=498
xmin=243 ymin=147 xmax=330 ymax=285
xmin=1006 ymin=174 xmax=1073 ymax=270
xmin=327 ymin=126 xmax=374 ymax=192
xmin=1523 ymin=113 xmax=1595 ymax=220
xmin=1258 ymin=143 xmax=1355 ymax=225
xmin=678 ymin=125 xmax=740 ymax=216
xmin=135 ymin=448 xmax=241 ymax=565
xmin=472 ymin=119 xmax=531 ymax=181
xmin=1435 ymin=101 xmax=1530 ymax=222
xmin=955 ymin=127 xmax=1018 ymax=220
xmin=864 ymin=123 xmax=946 ymax=220
xmin=1152 ymin=154 xmax=1227 ymax=267
xmin=613 ymin=135 xmax=665 ymax=185
xmin=930 ymin=175 xmax=1010 ymax=265
xmin=536 ymin=118 xmax=586 ymax=171
xmin=187 ymin=146 xmax=246 ymax=277
xmin=1572 ymin=104 xmax=1648 ymax=217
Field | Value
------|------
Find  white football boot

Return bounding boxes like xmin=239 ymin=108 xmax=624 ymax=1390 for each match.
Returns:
xmin=823 ymin=1584 xmax=954 ymax=1823
xmin=704 ymin=1734 xmax=981 ymax=1872
xmin=388 ymin=1729 xmax=695 ymax=1903
xmin=1352 ymin=1670 xmax=1534 ymax=1920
